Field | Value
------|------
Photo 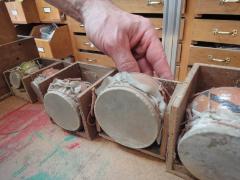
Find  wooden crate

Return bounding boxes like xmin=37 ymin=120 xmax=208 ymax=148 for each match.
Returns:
xmin=5 ymin=0 xmax=39 ymax=24
xmin=0 ymin=36 xmax=39 ymax=99
xmin=37 ymin=62 xmax=115 ymax=140
xmin=96 ymin=78 xmax=181 ymax=160
xmin=35 ymin=0 xmax=65 ymax=23
xmin=31 ymin=25 xmax=73 ymax=59
xmin=3 ymin=58 xmax=61 ymax=103
xmin=166 ymin=63 xmax=240 ymax=179
xmin=0 ymin=1 xmax=17 ymax=45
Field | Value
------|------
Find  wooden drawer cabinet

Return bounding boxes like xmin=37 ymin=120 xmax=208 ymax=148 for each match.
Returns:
xmin=36 ymin=0 xmax=64 ymax=23
xmin=74 ymin=35 xmax=99 ymax=52
xmin=76 ymin=52 xmax=115 ymax=67
xmin=67 ymin=16 xmax=85 ymax=33
xmin=112 ymin=0 xmax=163 ymax=14
xmin=149 ymin=18 xmax=163 ymax=38
xmin=192 ymin=19 xmax=240 ymax=45
xmin=31 ymin=25 xmax=72 ymax=59
xmin=195 ymin=0 xmax=240 ymax=15
xmin=189 ymin=45 xmax=240 ymax=67
xmin=5 ymin=0 xmax=39 ymax=24
xmin=0 ymin=1 xmax=17 ymax=45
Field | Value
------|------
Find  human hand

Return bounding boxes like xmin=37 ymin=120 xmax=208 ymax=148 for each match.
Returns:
xmin=82 ymin=0 xmax=173 ymax=79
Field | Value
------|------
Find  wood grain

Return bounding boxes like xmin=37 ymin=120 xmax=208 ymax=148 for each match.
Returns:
xmin=195 ymin=0 xmax=240 ymax=15
xmin=192 ymin=19 xmax=240 ymax=45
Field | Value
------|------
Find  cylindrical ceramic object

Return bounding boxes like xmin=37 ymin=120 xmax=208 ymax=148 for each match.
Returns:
xmin=31 ymin=68 xmax=60 ymax=101
xmin=44 ymin=79 xmax=91 ymax=131
xmin=94 ymin=72 xmax=167 ymax=149
xmin=9 ymin=70 xmax=23 ymax=89
xmin=178 ymin=87 xmax=240 ymax=180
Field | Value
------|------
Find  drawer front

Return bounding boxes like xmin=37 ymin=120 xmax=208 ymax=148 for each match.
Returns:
xmin=5 ymin=2 xmax=27 ymax=24
xmin=189 ymin=45 xmax=240 ymax=67
xmin=192 ymin=19 xmax=240 ymax=45
xmin=76 ymin=52 xmax=115 ymax=67
xmin=35 ymin=40 xmax=53 ymax=58
xmin=195 ymin=0 xmax=240 ymax=15
xmin=67 ymin=17 xmax=85 ymax=33
xmin=149 ymin=18 xmax=163 ymax=38
xmin=112 ymin=0 xmax=163 ymax=14
xmin=36 ymin=0 xmax=62 ymax=22
xmin=74 ymin=35 xmax=100 ymax=52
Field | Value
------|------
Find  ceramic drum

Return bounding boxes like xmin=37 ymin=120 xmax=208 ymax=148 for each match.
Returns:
xmin=44 ymin=78 xmax=91 ymax=131
xmin=9 ymin=61 xmax=40 ymax=89
xmin=178 ymin=87 xmax=240 ymax=180
xmin=94 ymin=72 xmax=167 ymax=149
xmin=31 ymin=68 xmax=60 ymax=101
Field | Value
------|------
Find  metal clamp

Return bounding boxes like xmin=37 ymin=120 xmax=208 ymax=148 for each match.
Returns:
xmin=208 ymin=55 xmax=231 ymax=64
xmin=84 ymin=42 xmax=95 ymax=48
xmin=82 ymin=58 xmax=97 ymax=63
xmin=147 ymin=0 xmax=163 ymax=6
xmin=213 ymin=29 xmax=238 ymax=36
xmin=220 ymin=0 xmax=240 ymax=5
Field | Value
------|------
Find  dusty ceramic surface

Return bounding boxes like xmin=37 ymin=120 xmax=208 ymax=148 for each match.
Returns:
xmin=95 ymin=72 xmax=167 ymax=149
xmin=44 ymin=79 xmax=91 ymax=131
xmin=178 ymin=87 xmax=240 ymax=180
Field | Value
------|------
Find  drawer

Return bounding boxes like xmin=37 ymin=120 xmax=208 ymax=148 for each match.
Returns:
xmin=195 ymin=0 xmax=240 ymax=15
xmin=36 ymin=0 xmax=64 ymax=23
xmin=31 ymin=25 xmax=72 ymax=59
xmin=149 ymin=18 xmax=163 ymax=38
xmin=5 ymin=0 xmax=39 ymax=24
xmin=76 ymin=52 xmax=115 ymax=68
xmin=67 ymin=16 xmax=85 ymax=33
xmin=189 ymin=45 xmax=240 ymax=67
xmin=74 ymin=35 xmax=100 ymax=52
xmin=192 ymin=19 xmax=240 ymax=45
xmin=112 ymin=0 xmax=163 ymax=14
xmin=0 ymin=1 xmax=17 ymax=45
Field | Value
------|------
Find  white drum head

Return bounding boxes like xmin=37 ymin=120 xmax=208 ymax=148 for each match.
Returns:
xmin=95 ymin=86 xmax=160 ymax=149
xmin=178 ymin=123 xmax=240 ymax=180
xmin=9 ymin=70 xmax=22 ymax=89
xmin=44 ymin=91 xmax=81 ymax=131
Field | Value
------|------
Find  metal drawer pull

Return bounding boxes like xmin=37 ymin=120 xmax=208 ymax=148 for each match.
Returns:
xmin=155 ymin=27 xmax=162 ymax=30
xmin=82 ymin=58 xmax=97 ymax=63
xmin=208 ymin=55 xmax=231 ymax=63
xmin=220 ymin=0 xmax=240 ymax=5
xmin=147 ymin=0 xmax=163 ymax=5
xmin=80 ymin=24 xmax=84 ymax=27
xmin=213 ymin=29 xmax=238 ymax=36
xmin=84 ymin=42 xmax=95 ymax=48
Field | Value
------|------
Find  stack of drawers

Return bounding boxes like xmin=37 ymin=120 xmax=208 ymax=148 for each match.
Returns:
xmin=179 ymin=0 xmax=240 ymax=80
xmin=67 ymin=0 xmax=164 ymax=68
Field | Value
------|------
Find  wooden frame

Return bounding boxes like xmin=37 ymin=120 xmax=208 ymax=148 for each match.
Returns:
xmin=166 ymin=63 xmax=240 ymax=179
xmin=0 ymin=36 xmax=39 ymax=99
xmin=37 ymin=62 xmax=116 ymax=140
xmin=3 ymin=58 xmax=61 ymax=103
xmin=96 ymin=78 xmax=182 ymax=160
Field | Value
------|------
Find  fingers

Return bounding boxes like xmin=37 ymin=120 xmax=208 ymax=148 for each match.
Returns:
xmin=146 ymin=37 xmax=173 ymax=79
xmin=110 ymin=46 xmax=140 ymax=73
xmin=137 ymin=58 xmax=153 ymax=76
